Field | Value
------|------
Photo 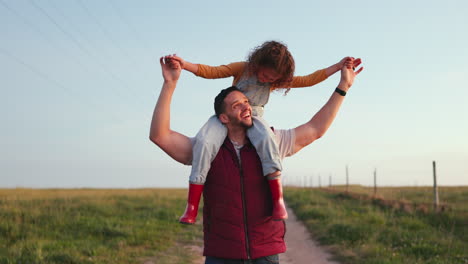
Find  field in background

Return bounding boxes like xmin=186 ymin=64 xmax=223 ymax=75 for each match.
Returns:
xmin=328 ymin=185 xmax=468 ymax=212
xmin=285 ymin=186 xmax=468 ymax=264
xmin=2 ymin=187 xmax=466 ymax=264
xmin=0 ymin=188 xmax=202 ymax=264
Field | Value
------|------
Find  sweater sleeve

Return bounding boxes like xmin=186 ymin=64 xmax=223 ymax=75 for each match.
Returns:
xmin=195 ymin=62 xmax=246 ymax=80
xmin=285 ymin=68 xmax=328 ymax=88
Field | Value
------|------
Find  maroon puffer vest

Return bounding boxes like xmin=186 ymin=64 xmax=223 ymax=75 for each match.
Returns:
xmin=202 ymin=138 xmax=286 ymax=259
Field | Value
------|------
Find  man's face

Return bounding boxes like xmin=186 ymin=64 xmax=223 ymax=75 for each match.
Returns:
xmin=221 ymin=91 xmax=253 ymax=128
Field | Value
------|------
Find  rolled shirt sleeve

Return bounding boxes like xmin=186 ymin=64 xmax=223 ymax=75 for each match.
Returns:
xmin=273 ymin=129 xmax=296 ymax=160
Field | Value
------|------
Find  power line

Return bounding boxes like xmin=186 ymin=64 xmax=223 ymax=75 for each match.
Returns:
xmin=1 ymin=0 xmax=144 ymax=113
xmin=0 ymin=47 xmax=125 ymax=123
xmin=75 ymin=0 xmax=153 ymax=90
xmin=106 ymin=0 xmax=156 ymax=57
xmin=26 ymin=0 xmax=146 ymax=107
xmin=105 ymin=0 xmax=159 ymax=94
xmin=1 ymin=48 xmax=88 ymax=111
xmin=47 ymin=0 xmax=120 ymax=70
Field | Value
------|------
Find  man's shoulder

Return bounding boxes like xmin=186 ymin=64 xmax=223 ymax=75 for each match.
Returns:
xmin=273 ymin=128 xmax=296 ymax=159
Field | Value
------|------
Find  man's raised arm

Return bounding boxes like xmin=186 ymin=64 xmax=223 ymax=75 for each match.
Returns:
xmin=292 ymin=59 xmax=363 ymax=154
xmin=149 ymin=57 xmax=193 ymax=165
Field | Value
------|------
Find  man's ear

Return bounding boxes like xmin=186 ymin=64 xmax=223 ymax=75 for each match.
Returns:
xmin=219 ymin=113 xmax=229 ymax=124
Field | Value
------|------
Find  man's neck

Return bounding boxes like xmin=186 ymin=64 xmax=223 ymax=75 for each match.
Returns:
xmin=227 ymin=126 xmax=248 ymax=146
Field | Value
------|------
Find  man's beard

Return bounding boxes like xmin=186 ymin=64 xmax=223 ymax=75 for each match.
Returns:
xmin=228 ymin=114 xmax=253 ymax=128
xmin=240 ymin=121 xmax=253 ymax=129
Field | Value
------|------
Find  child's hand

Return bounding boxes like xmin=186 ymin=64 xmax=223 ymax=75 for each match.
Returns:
xmin=163 ymin=54 xmax=182 ymax=69
xmin=160 ymin=56 xmax=181 ymax=82
xmin=339 ymin=56 xmax=354 ymax=69
xmin=164 ymin=54 xmax=186 ymax=70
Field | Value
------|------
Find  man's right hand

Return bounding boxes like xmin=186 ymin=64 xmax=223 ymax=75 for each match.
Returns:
xmin=164 ymin=54 xmax=186 ymax=69
xmin=160 ymin=57 xmax=181 ymax=83
xmin=163 ymin=54 xmax=199 ymax=75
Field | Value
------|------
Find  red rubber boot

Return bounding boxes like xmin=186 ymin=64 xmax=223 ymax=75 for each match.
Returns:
xmin=268 ymin=178 xmax=288 ymax=221
xmin=179 ymin=183 xmax=204 ymax=224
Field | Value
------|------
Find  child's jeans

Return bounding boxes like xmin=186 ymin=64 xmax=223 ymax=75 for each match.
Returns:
xmin=189 ymin=115 xmax=282 ymax=184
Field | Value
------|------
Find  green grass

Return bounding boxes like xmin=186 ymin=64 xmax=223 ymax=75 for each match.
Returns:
xmin=285 ymin=187 xmax=468 ymax=264
xmin=329 ymin=185 xmax=468 ymax=212
xmin=0 ymin=188 xmax=203 ymax=264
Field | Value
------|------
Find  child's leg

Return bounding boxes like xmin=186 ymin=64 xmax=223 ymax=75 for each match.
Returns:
xmin=179 ymin=115 xmax=227 ymax=224
xmin=247 ymin=116 xmax=283 ymax=176
xmin=247 ymin=117 xmax=287 ymax=220
xmin=267 ymin=176 xmax=287 ymax=220
xmin=179 ymin=183 xmax=204 ymax=224
xmin=190 ymin=115 xmax=228 ymax=183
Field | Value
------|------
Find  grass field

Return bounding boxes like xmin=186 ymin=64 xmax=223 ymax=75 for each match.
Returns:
xmin=2 ymin=187 xmax=466 ymax=264
xmin=0 ymin=188 xmax=203 ymax=264
xmin=328 ymin=185 xmax=468 ymax=212
xmin=285 ymin=186 xmax=468 ymax=264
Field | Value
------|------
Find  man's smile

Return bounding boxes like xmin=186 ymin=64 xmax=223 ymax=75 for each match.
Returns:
xmin=241 ymin=110 xmax=251 ymax=119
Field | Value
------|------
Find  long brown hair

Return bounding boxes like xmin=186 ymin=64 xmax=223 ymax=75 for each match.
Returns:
xmin=247 ymin=40 xmax=295 ymax=90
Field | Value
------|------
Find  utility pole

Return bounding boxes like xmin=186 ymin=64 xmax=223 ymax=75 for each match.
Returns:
xmin=433 ymin=161 xmax=439 ymax=211
xmin=346 ymin=165 xmax=349 ymax=193
xmin=373 ymin=168 xmax=377 ymax=196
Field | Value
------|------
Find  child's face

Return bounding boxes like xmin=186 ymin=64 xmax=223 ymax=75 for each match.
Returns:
xmin=257 ymin=67 xmax=280 ymax=83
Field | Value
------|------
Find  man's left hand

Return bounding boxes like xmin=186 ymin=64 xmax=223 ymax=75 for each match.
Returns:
xmin=340 ymin=58 xmax=363 ymax=90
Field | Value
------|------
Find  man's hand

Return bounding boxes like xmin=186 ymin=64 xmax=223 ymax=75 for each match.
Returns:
xmin=293 ymin=58 xmax=363 ymax=153
xmin=160 ymin=56 xmax=181 ymax=83
xmin=150 ymin=57 xmax=193 ymax=165
xmin=325 ymin=56 xmax=354 ymax=77
xmin=164 ymin=54 xmax=186 ymax=69
xmin=163 ymin=54 xmax=199 ymax=75
xmin=339 ymin=58 xmax=363 ymax=91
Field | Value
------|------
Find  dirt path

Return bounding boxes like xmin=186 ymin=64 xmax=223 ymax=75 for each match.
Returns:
xmin=190 ymin=205 xmax=340 ymax=264
xmin=279 ymin=206 xmax=340 ymax=264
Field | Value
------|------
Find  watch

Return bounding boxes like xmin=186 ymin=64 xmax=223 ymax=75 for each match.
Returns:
xmin=335 ymin=87 xmax=347 ymax=96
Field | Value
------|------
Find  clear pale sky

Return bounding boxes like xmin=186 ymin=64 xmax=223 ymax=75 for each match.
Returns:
xmin=1 ymin=0 xmax=467 ymax=188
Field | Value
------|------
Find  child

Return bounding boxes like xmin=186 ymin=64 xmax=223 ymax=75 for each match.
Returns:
xmin=165 ymin=41 xmax=352 ymax=224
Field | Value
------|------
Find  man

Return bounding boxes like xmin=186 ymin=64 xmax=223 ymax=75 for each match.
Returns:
xmin=150 ymin=57 xmax=363 ymax=263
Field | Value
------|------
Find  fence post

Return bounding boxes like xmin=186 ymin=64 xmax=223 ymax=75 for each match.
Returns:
xmin=373 ymin=168 xmax=377 ymax=196
xmin=433 ymin=161 xmax=439 ymax=211
xmin=329 ymin=174 xmax=332 ymax=188
xmin=346 ymin=165 xmax=349 ymax=193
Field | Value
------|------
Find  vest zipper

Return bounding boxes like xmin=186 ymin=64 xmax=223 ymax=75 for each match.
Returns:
xmin=228 ymin=145 xmax=251 ymax=259
xmin=239 ymin=165 xmax=251 ymax=260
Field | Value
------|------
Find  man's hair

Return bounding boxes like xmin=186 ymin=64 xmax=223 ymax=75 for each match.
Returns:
xmin=214 ymin=86 xmax=242 ymax=118
xmin=247 ymin=40 xmax=295 ymax=89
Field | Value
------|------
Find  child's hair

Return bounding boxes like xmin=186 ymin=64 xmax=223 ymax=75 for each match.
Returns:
xmin=247 ymin=40 xmax=295 ymax=89
xmin=214 ymin=86 xmax=242 ymax=118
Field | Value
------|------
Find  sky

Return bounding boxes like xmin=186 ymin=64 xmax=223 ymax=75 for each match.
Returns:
xmin=1 ymin=0 xmax=467 ymax=188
